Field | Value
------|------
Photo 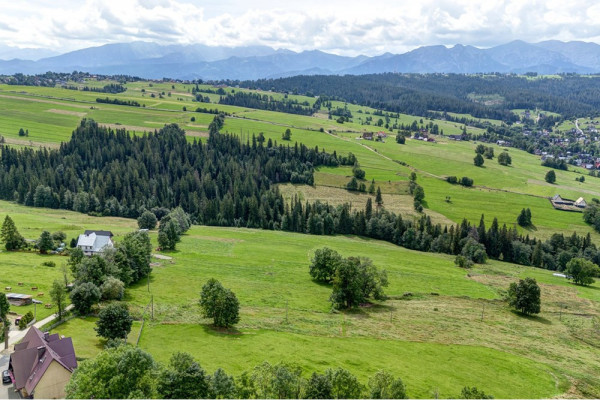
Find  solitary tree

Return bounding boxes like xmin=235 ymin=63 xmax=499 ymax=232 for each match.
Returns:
xmin=95 ymin=302 xmax=133 ymax=340
xmin=545 ymin=170 xmax=556 ymax=184
xmin=1 ymin=215 xmax=25 ymax=251
xmin=199 ymin=279 xmax=240 ymax=328
xmin=50 ymin=280 xmax=67 ymax=321
xmin=330 ymin=257 xmax=388 ymax=309
xmin=282 ymin=128 xmax=292 ymax=141
xmin=517 ymin=208 xmax=532 ymax=227
xmin=566 ymin=258 xmax=600 ymax=286
xmin=498 ymin=152 xmax=512 ymax=166
xmin=507 ymin=277 xmax=541 ymax=315
xmin=474 ymin=153 xmax=484 ymax=167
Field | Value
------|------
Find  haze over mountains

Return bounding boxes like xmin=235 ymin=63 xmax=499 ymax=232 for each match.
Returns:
xmin=1 ymin=40 xmax=599 ymax=80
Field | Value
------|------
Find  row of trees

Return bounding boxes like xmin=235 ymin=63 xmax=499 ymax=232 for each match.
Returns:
xmin=219 ymin=92 xmax=316 ymax=116
xmin=64 ymin=345 xmax=426 ymax=399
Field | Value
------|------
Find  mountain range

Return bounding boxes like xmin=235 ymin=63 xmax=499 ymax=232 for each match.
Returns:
xmin=1 ymin=40 xmax=599 ymax=80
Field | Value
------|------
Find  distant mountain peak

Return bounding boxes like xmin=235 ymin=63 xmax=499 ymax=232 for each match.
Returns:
xmin=0 ymin=40 xmax=599 ymax=79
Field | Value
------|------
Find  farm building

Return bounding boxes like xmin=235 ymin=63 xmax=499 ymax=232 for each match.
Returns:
xmin=362 ymin=132 xmax=374 ymax=140
xmin=76 ymin=230 xmax=114 ymax=256
xmin=575 ymin=197 xmax=587 ymax=208
xmin=6 ymin=293 xmax=33 ymax=306
xmin=8 ymin=327 xmax=77 ymax=399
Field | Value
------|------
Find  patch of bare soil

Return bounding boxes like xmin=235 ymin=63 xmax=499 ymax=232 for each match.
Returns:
xmin=46 ymin=108 xmax=86 ymax=117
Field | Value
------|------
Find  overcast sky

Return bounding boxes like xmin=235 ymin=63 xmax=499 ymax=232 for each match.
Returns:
xmin=2 ymin=0 xmax=600 ymax=56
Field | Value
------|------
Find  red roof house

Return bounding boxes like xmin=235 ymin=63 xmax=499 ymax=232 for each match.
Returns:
xmin=8 ymin=326 xmax=77 ymax=399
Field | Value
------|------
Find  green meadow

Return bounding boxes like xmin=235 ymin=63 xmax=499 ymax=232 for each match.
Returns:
xmin=1 ymin=201 xmax=599 ymax=397
xmin=2 ymin=80 xmax=600 ymax=396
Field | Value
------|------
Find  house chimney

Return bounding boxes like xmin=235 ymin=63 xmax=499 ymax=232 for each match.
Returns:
xmin=43 ymin=332 xmax=49 ymax=341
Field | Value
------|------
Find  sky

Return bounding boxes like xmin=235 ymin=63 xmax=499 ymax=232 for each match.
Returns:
xmin=2 ymin=0 xmax=600 ymax=56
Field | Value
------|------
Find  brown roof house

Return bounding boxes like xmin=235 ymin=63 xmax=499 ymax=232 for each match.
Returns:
xmin=8 ymin=326 xmax=77 ymax=399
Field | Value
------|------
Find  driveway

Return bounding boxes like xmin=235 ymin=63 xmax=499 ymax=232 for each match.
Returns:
xmin=0 ymin=354 xmax=20 ymax=399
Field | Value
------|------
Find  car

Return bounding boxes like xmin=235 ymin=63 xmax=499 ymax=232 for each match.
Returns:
xmin=2 ymin=369 xmax=10 ymax=384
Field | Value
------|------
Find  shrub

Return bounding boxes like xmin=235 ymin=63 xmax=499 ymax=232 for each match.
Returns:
xmin=460 ymin=176 xmax=474 ymax=187
xmin=446 ymin=176 xmax=458 ymax=184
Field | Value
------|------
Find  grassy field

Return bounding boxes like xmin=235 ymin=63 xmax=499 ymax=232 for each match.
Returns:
xmin=2 ymin=80 xmax=600 ymax=244
xmin=2 ymin=200 xmax=600 ymax=397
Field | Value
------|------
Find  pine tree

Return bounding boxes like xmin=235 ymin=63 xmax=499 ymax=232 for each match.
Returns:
xmin=375 ymin=187 xmax=383 ymax=206
xmin=1 ymin=215 xmax=25 ymax=251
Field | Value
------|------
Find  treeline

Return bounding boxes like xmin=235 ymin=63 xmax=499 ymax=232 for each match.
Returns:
xmin=82 ymin=83 xmax=126 ymax=93
xmin=236 ymin=73 xmax=600 ymax=121
xmin=0 ymin=71 xmax=141 ymax=86
xmin=96 ymin=97 xmax=140 ymax=107
xmin=219 ymin=92 xmax=316 ymax=115
xmin=279 ymin=199 xmax=600 ymax=271
xmin=64 ymin=83 xmax=126 ymax=93
xmin=0 ymin=118 xmax=350 ymax=224
xmin=65 ymin=346 xmax=431 ymax=399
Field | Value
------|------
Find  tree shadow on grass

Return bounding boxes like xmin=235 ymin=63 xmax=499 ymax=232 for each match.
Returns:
xmin=510 ymin=310 xmax=552 ymax=324
xmin=200 ymin=323 xmax=243 ymax=337
xmin=523 ymin=224 xmax=538 ymax=232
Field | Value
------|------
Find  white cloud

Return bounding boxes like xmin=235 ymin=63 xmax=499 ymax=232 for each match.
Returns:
xmin=0 ymin=0 xmax=600 ymax=55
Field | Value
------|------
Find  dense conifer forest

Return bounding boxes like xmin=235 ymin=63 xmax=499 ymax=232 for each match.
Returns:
xmin=237 ymin=73 xmax=600 ymax=120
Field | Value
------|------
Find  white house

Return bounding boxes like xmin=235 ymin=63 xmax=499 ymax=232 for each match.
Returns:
xmin=76 ymin=230 xmax=114 ymax=256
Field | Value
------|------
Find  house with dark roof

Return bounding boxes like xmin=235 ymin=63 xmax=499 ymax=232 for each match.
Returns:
xmin=8 ymin=326 xmax=77 ymax=399
xmin=77 ymin=230 xmax=114 ymax=256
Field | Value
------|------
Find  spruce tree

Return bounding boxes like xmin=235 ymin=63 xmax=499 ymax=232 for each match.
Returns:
xmin=1 ymin=215 xmax=25 ymax=251
xmin=375 ymin=187 xmax=383 ymax=206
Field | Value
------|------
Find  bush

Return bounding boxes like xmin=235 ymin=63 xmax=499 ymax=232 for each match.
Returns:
xmin=545 ymin=170 xmax=556 ymax=184
xmin=100 ymin=276 xmax=125 ymax=300
xmin=460 ymin=176 xmax=474 ymax=187
xmin=42 ymin=261 xmax=56 ymax=267
xmin=454 ymin=255 xmax=473 ymax=268
xmin=446 ymin=176 xmax=458 ymax=184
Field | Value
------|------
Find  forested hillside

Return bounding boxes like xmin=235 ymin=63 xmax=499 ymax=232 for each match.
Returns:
xmin=0 ymin=117 xmax=350 ymax=224
xmin=239 ymin=73 xmax=600 ymax=120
